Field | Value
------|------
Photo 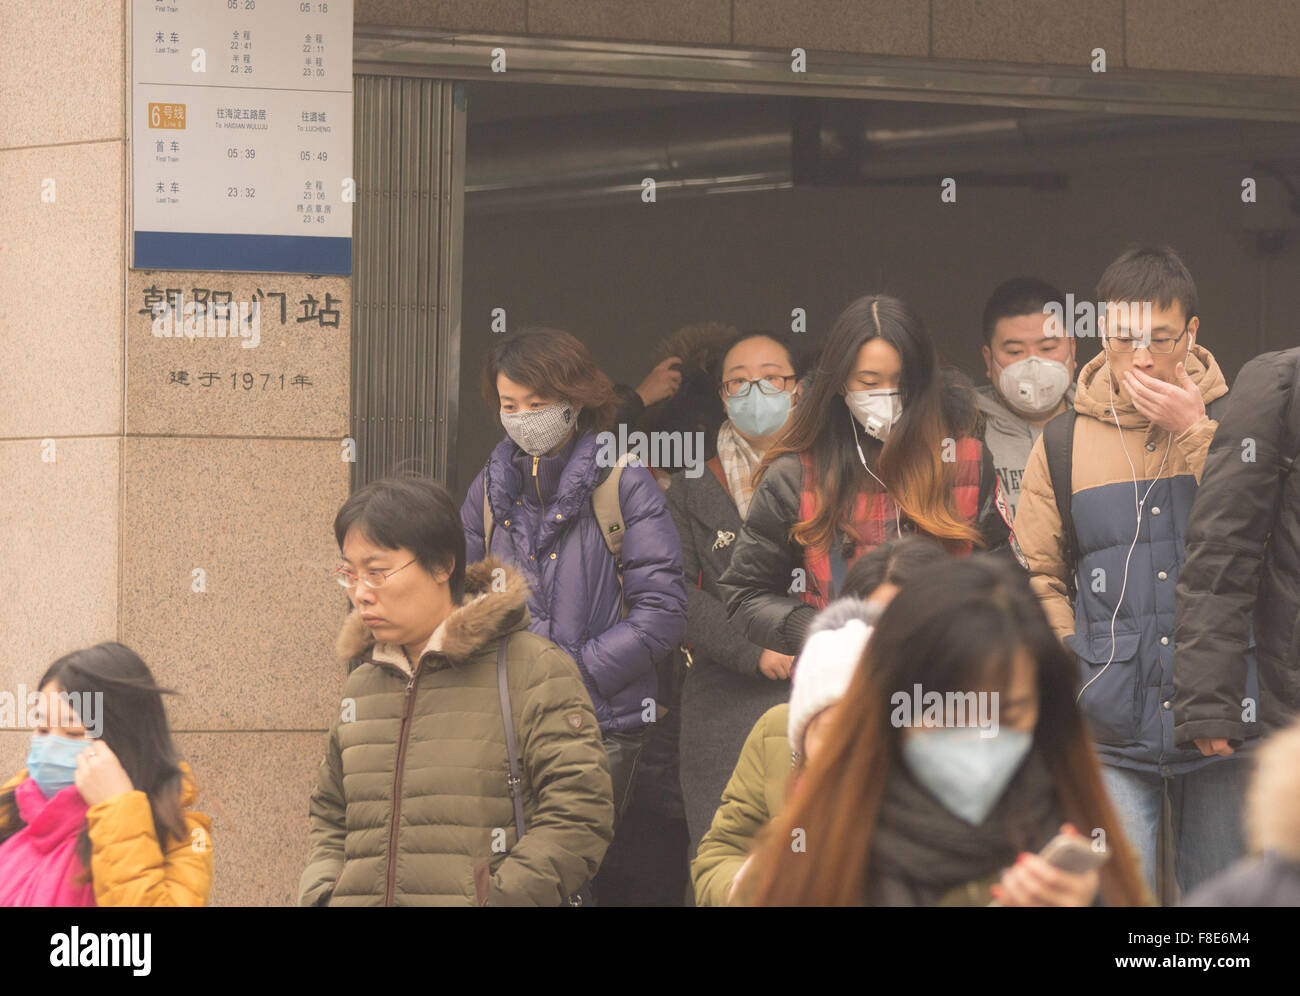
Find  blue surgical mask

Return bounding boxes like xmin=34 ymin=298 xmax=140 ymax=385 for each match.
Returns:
xmin=901 ymin=727 xmax=1032 ymax=826
xmin=25 ymin=733 xmax=92 ymax=799
xmin=726 ymin=387 xmax=792 ymax=439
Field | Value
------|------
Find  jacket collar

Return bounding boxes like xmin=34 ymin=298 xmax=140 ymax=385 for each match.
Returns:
xmin=487 ymin=432 xmax=604 ymax=549
xmin=975 ymin=382 xmax=1077 ymax=435
xmin=335 ymin=558 xmax=531 ymax=674
xmin=14 ymin=779 xmax=88 ymax=852
xmin=1073 ymin=343 xmax=1227 ymax=429
xmin=511 ymin=433 xmax=579 ymax=506
xmin=13 ymin=758 xmax=199 ymax=817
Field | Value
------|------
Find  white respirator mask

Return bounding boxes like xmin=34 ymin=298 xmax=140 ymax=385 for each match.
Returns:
xmin=994 ymin=356 xmax=1071 ymax=418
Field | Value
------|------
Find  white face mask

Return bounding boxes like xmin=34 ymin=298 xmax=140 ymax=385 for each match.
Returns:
xmin=994 ymin=356 xmax=1071 ymax=418
xmin=901 ymin=727 xmax=1033 ymax=826
xmin=844 ymin=388 xmax=902 ymax=442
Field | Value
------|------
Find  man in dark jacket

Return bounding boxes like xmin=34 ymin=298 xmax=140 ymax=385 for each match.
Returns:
xmin=1174 ymin=347 xmax=1300 ymax=755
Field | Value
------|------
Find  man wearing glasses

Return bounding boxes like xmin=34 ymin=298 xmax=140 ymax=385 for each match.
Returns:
xmin=1014 ymin=246 xmax=1246 ymax=902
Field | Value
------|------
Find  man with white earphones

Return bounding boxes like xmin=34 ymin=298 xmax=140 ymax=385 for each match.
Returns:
xmin=1013 ymin=246 xmax=1247 ymax=904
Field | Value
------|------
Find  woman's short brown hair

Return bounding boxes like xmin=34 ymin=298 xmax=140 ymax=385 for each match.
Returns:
xmin=481 ymin=326 xmax=619 ymax=434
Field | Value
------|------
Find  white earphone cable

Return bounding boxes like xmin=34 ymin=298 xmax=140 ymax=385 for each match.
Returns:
xmin=1076 ymin=368 xmax=1171 ymax=703
xmin=849 ymin=409 xmax=903 ymax=539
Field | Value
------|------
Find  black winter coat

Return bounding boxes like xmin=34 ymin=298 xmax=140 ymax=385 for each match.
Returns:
xmin=667 ymin=461 xmax=790 ymax=854
xmin=718 ymin=436 xmax=1009 ymax=656
xmin=1174 ymin=348 xmax=1300 ymax=746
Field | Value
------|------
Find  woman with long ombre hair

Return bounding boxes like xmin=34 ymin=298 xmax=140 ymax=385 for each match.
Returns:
xmin=741 ymin=556 xmax=1151 ymax=907
xmin=718 ymin=294 xmax=1009 ymax=655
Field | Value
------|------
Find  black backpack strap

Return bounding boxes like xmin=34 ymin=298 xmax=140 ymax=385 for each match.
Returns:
xmin=1042 ymin=409 xmax=1079 ymax=602
xmin=482 ymin=482 xmax=495 ymax=554
xmin=496 ymin=636 xmax=527 ymax=841
xmin=1206 ymin=393 xmax=1229 ymax=423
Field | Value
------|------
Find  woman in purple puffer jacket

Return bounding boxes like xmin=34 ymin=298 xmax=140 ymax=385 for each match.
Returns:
xmin=461 ymin=327 xmax=687 ymax=831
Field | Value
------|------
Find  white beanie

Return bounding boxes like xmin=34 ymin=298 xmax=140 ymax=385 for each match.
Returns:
xmin=787 ymin=598 xmax=877 ymax=755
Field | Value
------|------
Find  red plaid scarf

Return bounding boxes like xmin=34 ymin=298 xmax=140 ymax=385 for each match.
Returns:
xmin=796 ymin=439 xmax=983 ymax=609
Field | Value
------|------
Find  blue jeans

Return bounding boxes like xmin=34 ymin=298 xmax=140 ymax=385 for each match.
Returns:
xmin=1100 ymin=759 xmax=1249 ymax=899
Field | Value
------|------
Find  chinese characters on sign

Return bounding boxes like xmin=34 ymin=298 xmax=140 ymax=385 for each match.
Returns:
xmin=167 ymin=372 xmax=316 ymax=391
xmin=127 ymin=269 xmax=348 ymax=436
xmin=139 ymin=283 xmax=340 ymax=394
xmin=139 ymin=285 xmax=341 ymax=327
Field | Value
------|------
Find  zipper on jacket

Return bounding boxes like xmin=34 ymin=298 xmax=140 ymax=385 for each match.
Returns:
xmin=532 ymin=455 xmax=546 ymax=517
xmin=384 ymin=660 xmax=421 ymax=906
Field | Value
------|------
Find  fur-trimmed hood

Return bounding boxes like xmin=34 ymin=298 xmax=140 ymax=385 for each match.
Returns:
xmin=335 ymin=557 xmax=531 ymax=671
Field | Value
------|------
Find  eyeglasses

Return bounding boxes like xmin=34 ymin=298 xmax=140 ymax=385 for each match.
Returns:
xmin=722 ymin=374 xmax=798 ymax=398
xmin=334 ymin=558 xmax=417 ymax=590
xmin=1102 ymin=323 xmax=1190 ymax=354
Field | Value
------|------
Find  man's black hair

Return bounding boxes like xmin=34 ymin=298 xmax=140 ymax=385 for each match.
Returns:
xmin=1096 ymin=245 xmax=1198 ymax=325
xmin=981 ymin=277 xmax=1068 ymax=345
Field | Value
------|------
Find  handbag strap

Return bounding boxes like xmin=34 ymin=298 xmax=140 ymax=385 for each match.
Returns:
xmin=1043 ymin=408 xmax=1078 ymax=602
xmin=495 ymin=633 xmax=591 ymax=907
xmin=496 ymin=636 xmax=527 ymax=840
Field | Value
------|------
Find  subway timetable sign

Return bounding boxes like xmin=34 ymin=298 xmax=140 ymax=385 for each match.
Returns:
xmin=149 ymin=102 xmax=187 ymax=128
xmin=130 ymin=0 xmax=353 ymax=275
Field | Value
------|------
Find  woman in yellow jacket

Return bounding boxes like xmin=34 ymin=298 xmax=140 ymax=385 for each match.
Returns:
xmin=0 ymin=643 xmax=211 ymax=906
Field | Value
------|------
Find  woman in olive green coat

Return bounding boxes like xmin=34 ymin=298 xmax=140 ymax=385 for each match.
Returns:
xmin=691 ymin=703 xmax=792 ymax=907
xmin=299 ymin=476 xmax=615 ymax=907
